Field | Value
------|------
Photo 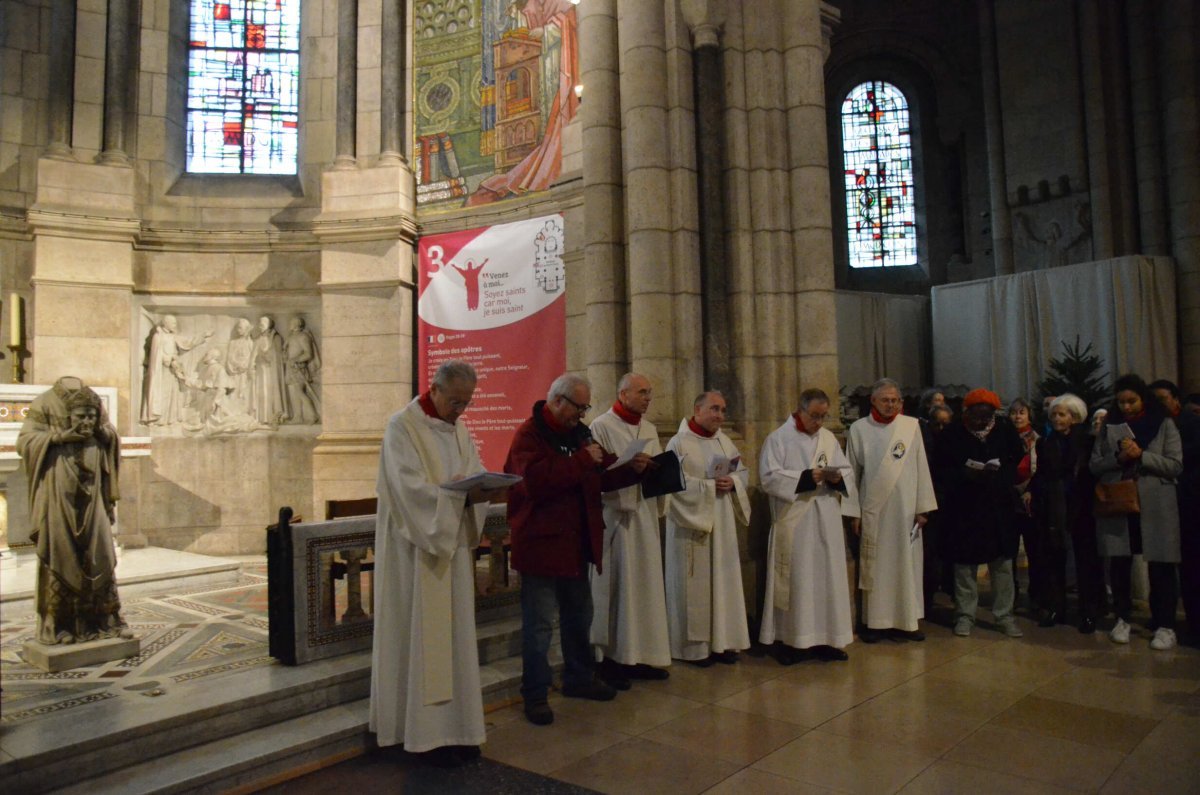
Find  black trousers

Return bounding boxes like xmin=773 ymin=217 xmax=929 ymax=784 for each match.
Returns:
xmin=1039 ymin=523 xmax=1104 ymax=620
xmin=1180 ymin=504 xmax=1200 ymax=636
xmin=1109 ymin=556 xmax=1179 ymax=629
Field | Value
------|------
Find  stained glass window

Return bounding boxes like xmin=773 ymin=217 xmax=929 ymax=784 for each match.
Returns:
xmin=187 ymin=0 xmax=300 ymax=174
xmin=841 ymin=81 xmax=917 ymax=268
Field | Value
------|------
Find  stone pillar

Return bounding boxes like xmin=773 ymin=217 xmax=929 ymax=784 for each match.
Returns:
xmin=1077 ymin=2 xmax=1117 ymax=259
xmin=1159 ymin=2 xmax=1200 ymax=392
xmin=46 ymin=0 xmax=77 ymax=159
xmin=690 ymin=23 xmax=732 ymax=399
xmin=378 ymin=0 xmax=405 ymax=164
xmin=98 ymin=0 xmax=131 ymax=165
xmin=311 ymin=166 xmax=416 ymax=515
xmin=618 ymin=0 xmax=679 ymax=423
xmin=783 ymin=0 xmax=839 ymax=410
xmin=580 ymin=0 xmax=626 ymax=401
xmin=334 ymin=0 xmax=358 ymax=169
xmin=1127 ymin=0 xmax=1169 ymax=256
xmin=27 ymin=159 xmax=138 ymax=431
xmin=978 ymin=0 xmax=1014 ymax=275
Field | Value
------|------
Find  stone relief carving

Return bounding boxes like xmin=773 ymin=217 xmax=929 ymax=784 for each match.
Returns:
xmin=1013 ymin=200 xmax=1092 ymax=271
xmin=16 ymin=377 xmax=132 ymax=644
xmin=138 ymin=311 xmax=321 ymax=434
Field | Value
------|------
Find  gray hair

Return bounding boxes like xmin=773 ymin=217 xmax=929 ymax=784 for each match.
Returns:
xmin=870 ymin=378 xmax=901 ymax=398
xmin=799 ymin=388 xmax=830 ymax=410
xmin=548 ymin=373 xmax=590 ymax=402
xmin=693 ymin=390 xmax=724 ymax=410
xmin=433 ymin=359 xmax=477 ymax=388
xmin=1050 ymin=393 xmax=1088 ymax=424
xmin=618 ymin=372 xmax=644 ymax=393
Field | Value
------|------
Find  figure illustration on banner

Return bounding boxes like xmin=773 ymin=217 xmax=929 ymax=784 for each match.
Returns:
xmin=452 ymin=258 xmax=491 ymax=311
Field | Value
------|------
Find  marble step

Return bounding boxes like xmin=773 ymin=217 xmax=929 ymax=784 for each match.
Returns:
xmin=52 ymin=700 xmax=373 ymax=795
xmin=2 ymin=617 xmax=546 ymax=794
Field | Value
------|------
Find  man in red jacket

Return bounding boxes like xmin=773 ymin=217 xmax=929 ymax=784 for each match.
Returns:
xmin=505 ymin=373 xmax=651 ymax=725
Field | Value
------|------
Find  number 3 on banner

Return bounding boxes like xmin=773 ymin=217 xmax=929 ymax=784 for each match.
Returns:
xmin=426 ymin=244 xmax=445 ymax=276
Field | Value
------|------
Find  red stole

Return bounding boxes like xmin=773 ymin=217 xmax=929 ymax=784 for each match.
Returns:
xmin=418 ymin=391 xmax=451 ymax=424
xmin=871 ymin=407 xmax=899 ymax=424
xmin=612 ymin=400 xmax=642 ymax=425
xmin=687 ymin=418 xmax=715 ymax=438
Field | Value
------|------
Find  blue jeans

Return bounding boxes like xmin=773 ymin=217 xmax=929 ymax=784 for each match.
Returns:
xmin=520 ymin=574 xmax=595 ymax=702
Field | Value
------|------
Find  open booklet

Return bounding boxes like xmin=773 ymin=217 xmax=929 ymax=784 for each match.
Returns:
xmin=642 ymin=451 xmax=686 ymax=498
xmin=607 ymin=437 xmax=650 ymax=470
xmin=440 ymin=472 xmax=523 ymax=492
xmin=706 ymin=454 xmax=742 ymax=479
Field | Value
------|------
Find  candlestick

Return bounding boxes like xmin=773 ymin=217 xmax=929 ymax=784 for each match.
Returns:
xmin=9 ymin=293 xmax=22 ymax=348
xmin=7 ymin=344 xmax=23 ymax=384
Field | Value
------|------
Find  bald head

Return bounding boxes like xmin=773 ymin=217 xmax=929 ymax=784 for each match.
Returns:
xmin=618 ymin=372 xmax=652 ymax=416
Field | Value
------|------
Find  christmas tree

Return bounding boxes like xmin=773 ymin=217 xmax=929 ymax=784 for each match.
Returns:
xmin=1037 ymin=337 xmax=1109 ymax=413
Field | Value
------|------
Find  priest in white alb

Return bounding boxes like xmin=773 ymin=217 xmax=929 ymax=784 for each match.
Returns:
xmin=665 ymin=390 xmax=751 ymax=665
xmin=844 ymin=378 xmax=937 ymax=643
xmin=760 ymin=388 xmax=859 ymax=663
xmin=589 ymin=373 xmax=672 ymax=687
xmin=369 ymin=360 xmax=506 ymax=766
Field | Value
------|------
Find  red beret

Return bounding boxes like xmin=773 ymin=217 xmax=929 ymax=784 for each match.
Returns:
xmin=963 ymin=388 xmax=1001 ymax=410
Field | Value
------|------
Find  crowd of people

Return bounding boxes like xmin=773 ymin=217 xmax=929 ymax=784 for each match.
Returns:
xmin=365 ymin=361 xmax=1200 ymax=766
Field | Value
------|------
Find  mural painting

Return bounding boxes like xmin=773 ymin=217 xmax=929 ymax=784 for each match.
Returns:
xmin=414 ymin=0 xmax=580 ymax=208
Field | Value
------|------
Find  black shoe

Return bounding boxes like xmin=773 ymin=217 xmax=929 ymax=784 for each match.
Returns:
xmin=597 ymin=658 xmax=632 ymax=690
xmin=524 ymin=699 xmax=554 ymax=725
xmin=417 ymin=746 xmax=469 ymax=767
xmin=773 ymin=646 xmax=806 ymax=666
xmin=453 ymin=745 xmax=482 ymax=762
xmin=626 ymin=663 xmax=670 ymax=680
xmin=859 ymin=627 xmax=885 ymax=643
xmin=890 ymin=628 xmax=925 ymax=642
xmin=713 ymin=651 xmax=739 ymax=665
xmin=687 ymin=655 xmax=717 ymax=667
xmin=812 ymin=645 xmax=849 ymax=662
xmin=1078 ymin=617 xmax=1097 ymax=634
xmin=562 ymin=679 xmax=618 ymax=701
xmin=1037 ymin=610 xmax=1059 ymax=628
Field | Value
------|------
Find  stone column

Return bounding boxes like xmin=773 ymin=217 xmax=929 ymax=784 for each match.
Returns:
xmin=1127 ymin=0 xmax=1169 ymax=256
xmin=1077 ymin=2 xmax=1116 ymax=259
xmin=978 ymin=0 xmax=1014 ymax=275
xmin=334 ymin=0 xmax=358 ymax=169
xmin=378 ymin=0 xmax=405 ymax=164
xmin=580 ymin=0 xmax=626 ymax=401
xmin=98 ymin=0 xmax=132 ymax=165
xmin=1159 ymin=1 xmax=1200 ymax=392
xmin=688 ymin=18 xmax=732 ymax=400
xmin=45 ymin=0 xmax=77 ymax=159
xmin=618 ymin=0 xmax=679 ymax=423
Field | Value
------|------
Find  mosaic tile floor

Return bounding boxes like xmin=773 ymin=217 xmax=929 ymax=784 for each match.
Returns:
xmin=0 ymin=565 xmax=274 ymax=726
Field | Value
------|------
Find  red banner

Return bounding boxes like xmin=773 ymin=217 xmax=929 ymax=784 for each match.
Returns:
xmin=417 ymin=215 xmax=566 ymax=470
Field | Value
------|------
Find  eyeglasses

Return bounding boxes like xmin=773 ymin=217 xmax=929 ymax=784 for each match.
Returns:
xmin=562 ymin=395 xmax=591 ymax=414
xmin=447 ymin=398 xmax=472 ymax=411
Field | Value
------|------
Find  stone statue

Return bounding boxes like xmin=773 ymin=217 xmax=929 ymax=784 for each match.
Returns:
xmin=183 ymin=348 xmax=272 ymax=436
xmin=140 ymin=314 xmax=213 ymax=426
xmin=284 ymin=316 xmax=321 ymax=424
xmin=16 ymin=377 xmax=132 ymax=645
xmin=251 ymin=315 xmax=290 ymax=425
xmin=225 ymin=318 xmax=255 ymax=412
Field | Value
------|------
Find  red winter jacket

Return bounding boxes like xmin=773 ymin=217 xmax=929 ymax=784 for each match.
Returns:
xmin=505 ymin=401 xmax=642 ymax=578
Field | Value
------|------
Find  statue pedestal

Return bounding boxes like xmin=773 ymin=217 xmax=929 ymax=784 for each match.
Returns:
xmin=22 ymin=636 xmax=140 ymax=673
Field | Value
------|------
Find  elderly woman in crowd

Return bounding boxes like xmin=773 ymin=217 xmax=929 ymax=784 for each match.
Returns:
xmin=1091 ymin=374 xmax=1184 ymax=650
xmin=1009 ymin=398 xmax=1040 ymax=609
xmin=1030 ymin=394 xmax=1102 ymax=632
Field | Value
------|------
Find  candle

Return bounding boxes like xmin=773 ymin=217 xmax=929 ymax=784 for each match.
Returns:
xmin=9 ymin=293 xmax=22 ymax=347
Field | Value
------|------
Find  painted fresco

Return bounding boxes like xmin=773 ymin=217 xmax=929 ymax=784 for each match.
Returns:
xmin=414 ymin=0 xmax=580 ymax=208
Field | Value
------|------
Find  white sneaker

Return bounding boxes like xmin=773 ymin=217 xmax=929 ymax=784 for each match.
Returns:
xmin=999 ymin=619 xmax=1024 ymax=638
xmin=954 ymin=617 xmax=972 ymax=637
xmin=1109 ymin=618 xmax=1131 ymax=644
xmin=1150 ymin=627 xmax=1177 ymax=651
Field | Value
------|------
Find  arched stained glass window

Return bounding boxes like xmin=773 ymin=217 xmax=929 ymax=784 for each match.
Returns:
xmin=187 ymin=0 xmax=301 ymax=174
xmin=841 ymin=81 xmax=916 ymax=268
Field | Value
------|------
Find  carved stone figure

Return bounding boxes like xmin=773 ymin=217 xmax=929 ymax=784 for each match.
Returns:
xmin=251 ymin=315 xmax=290 ymax=425
xmin=284 ymin=316 xmax=321 ymax=424
xmin=16 ymin=377 xmax=132 ymax=645
xmin=184 ymin=348 xmax=272 ymax=436
xmin=225 ymin=318 xmax=255 ymax=412
xmin=140 ymin=314 xmax=213 ymax=425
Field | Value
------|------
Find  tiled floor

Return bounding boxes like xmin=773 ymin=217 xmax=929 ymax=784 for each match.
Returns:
xmin=474 ymin=605 xmax=1200 ymax=795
